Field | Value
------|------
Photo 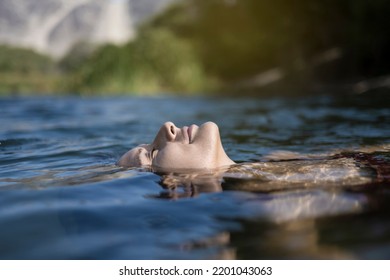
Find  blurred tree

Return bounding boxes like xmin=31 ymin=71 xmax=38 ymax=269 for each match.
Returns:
xmin=149 ymin=0 xmax=390 ymax=89
xmin=0 ymin=45 xmax=53 ymax=74
xmin=0 ymin=45 xmax=57 ymax=94
xmin=67 ymin=28 xmax=211 ymax=94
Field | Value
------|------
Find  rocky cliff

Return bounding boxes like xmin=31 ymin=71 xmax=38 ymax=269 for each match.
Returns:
xmin=0 ymin=0 xmax=177 ymax=58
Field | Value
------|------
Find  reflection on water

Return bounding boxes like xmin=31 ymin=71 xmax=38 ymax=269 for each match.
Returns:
xmin=229 ymin=219 xmax=355 ymax=259
xmin=0 ymin=94 xmax=389 ymax=259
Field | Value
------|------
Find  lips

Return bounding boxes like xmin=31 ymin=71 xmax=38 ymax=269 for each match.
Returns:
xmin=188 ymin=124 xmax=198 ymax=143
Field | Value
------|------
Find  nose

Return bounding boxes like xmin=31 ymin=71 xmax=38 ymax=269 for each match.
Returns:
xmin=153 ymin=122 xmax=177 ymax=148
xmin=163 ymin=121 xmax=177 ymax=141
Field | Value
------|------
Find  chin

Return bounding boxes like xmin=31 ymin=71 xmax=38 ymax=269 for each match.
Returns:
xmin=200 ymin=122 xmax=220 ymax=140
xmin=201 ymin=121 xmax=219 ymax=130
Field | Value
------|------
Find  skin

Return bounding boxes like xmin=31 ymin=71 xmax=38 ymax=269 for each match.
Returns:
xmin=118 ymin=121 xmax=235 ymax=170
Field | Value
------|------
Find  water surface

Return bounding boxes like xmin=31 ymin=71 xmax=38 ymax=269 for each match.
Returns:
xmin=0 ymin=94 xmax=389 ymax=259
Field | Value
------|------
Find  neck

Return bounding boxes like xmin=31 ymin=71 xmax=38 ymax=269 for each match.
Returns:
xmin=216 ymin=148 xmax=235 ymax=167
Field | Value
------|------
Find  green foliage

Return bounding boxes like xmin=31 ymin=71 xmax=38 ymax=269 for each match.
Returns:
xmin=67 ymin=28 xmax=212 ymax=94
xmin=0 ymin=45 xmax=58 ymax=94
xmin=0 ymin=45 xmax=53 ymax=74
xmin=150 ymin=0 xmax=390 ymax=83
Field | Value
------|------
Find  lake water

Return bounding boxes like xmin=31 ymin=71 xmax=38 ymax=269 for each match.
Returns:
xmin=0 ymin=93 xmax=389 ymax=259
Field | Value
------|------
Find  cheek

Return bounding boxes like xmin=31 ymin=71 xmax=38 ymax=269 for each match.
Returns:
xmin=152 ymin=144 xmax=211 ymax=169
xmin=153 ymin=146 xmax=183 ymax=168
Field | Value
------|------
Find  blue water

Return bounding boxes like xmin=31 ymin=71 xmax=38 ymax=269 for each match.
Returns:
xmin=0 ymin=94 xmax=389 ymax=259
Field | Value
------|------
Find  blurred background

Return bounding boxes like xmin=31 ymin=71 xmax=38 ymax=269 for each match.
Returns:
xmin=0 ymin=0 xmax=389 ymax=96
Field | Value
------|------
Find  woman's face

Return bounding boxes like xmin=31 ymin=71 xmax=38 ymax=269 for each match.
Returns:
xmin=118 ymin=121 xmax=234 ymax=170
